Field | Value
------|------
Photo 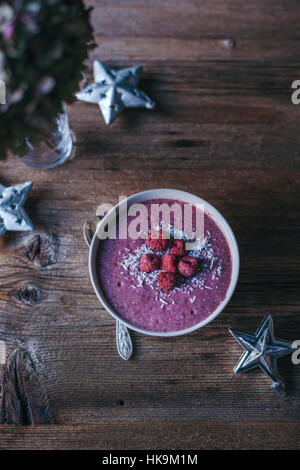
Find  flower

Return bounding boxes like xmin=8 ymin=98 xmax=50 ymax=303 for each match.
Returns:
xmin=2 ymin=21 xmax=14 ymax=39
xmin=37 ymin=76 xmax=56 ymax=95
xmin=0 ymin=0 xmax=95 ymax=159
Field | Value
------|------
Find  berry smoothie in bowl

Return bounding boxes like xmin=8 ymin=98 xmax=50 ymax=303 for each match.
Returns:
xmin=89 ymin=189 xmax=239 ymax=337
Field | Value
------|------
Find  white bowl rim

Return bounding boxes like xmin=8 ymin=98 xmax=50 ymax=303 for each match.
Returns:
xmin=89 ymin=188 xmax=240 ymax=337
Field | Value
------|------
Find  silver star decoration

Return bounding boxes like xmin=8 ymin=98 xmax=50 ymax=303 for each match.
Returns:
xmin=0 ymin=181 xmax=34 ymax=235
xmin=76 ymin=60 xmax=155 ymax=125
xmin=229 ymin=313 xmax=295 ymax=394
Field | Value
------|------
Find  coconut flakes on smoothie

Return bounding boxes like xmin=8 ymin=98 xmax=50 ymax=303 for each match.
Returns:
xmin=96 ymin=198 xmax=232 ymax=332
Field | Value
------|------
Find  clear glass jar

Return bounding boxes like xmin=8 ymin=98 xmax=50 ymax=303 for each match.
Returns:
xmin=21 ymin=103 xmax=75 ymax=169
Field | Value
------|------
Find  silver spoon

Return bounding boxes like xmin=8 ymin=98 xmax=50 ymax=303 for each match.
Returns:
xmin=83 ymin=214 xmax=133 ymax=360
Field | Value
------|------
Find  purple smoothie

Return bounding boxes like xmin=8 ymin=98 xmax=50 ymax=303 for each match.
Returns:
xmin=96 ymin=198 xmax=232 ymax=332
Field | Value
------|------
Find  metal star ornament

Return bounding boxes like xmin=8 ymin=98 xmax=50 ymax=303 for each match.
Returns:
xmin=0 ymin=181 xmax=34 ymax=235
xmin=76 ymin=60 xmax=155 ymax=125
xmin=229 ymin=313 xmax=295 ymax=394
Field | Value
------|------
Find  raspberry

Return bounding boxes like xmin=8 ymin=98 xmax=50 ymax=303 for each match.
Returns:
xmin=178 ymin=256 xmax=198 ymax=277
xmin=170 ymin=239 xmax=186 ymax=256
xmin=146 ymin=230 xmax=168 ymax=252
xmin=157 ymin=272 xmax=176 ymax=290
xmin=140 ymin=253 xmax=161 ymax=273
xmin=161 ymin=253 xmax=177 ymax=273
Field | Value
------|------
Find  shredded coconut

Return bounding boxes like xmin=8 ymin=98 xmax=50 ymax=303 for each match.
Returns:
xmin=118 ymin=225 xmax=223 ymax=297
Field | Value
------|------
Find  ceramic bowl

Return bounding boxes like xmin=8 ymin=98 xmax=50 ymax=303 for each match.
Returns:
xmin=89 ymin=188 xmax=239 ymax=337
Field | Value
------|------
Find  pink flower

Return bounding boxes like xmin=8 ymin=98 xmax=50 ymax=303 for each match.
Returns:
xmin=21 ymin=13 xmax=39 ymax=33
xmin=9 ymin=88 xmax=24 ymax=104
xmin=2 ymin=21 xmax=14 ymax=39
xmin=38 ymin=76 xmax=56 ymax=95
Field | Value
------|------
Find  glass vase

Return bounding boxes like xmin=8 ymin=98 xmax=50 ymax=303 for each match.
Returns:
xmin=21 ymin=103 xmax=75 ymax=169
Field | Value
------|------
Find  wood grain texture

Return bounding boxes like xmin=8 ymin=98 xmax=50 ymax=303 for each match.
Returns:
xmin=0 ymin=349 xmax=55 ymax=424
xmin=0 ymin=422 xmax=300 ymax=450
xmin=0 ymin=0 xmax=300 ymax=449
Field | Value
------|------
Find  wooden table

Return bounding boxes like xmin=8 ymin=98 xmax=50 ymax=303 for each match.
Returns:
xmin=0 ymin=0 xmax=300 ymax=450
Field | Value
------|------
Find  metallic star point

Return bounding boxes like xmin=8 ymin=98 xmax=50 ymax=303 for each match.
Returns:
xmin=76 ymin=60 xmax=155 ymax=125
xmin=0 ymin=181 xmax=34 ymax=235
xmin=229 ymin=313 xmax=295 ymax=394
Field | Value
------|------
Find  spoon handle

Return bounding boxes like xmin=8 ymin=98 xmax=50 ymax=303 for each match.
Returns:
xmin=84 ymin=213 xmax=133 ymax=360
xmin=116 ymin=321 xmax=133 ymax=360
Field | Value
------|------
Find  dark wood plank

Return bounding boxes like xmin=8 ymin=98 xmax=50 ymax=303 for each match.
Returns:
xmin=0 ymin=0 xmax=300 ymax=449
xmin=89 ymin=0 xmax=300 ymax=40
xmin=0 ymin=349 xmax=55 ymax=424
xmin=0 ymin=422 xmax=299 ymax=450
